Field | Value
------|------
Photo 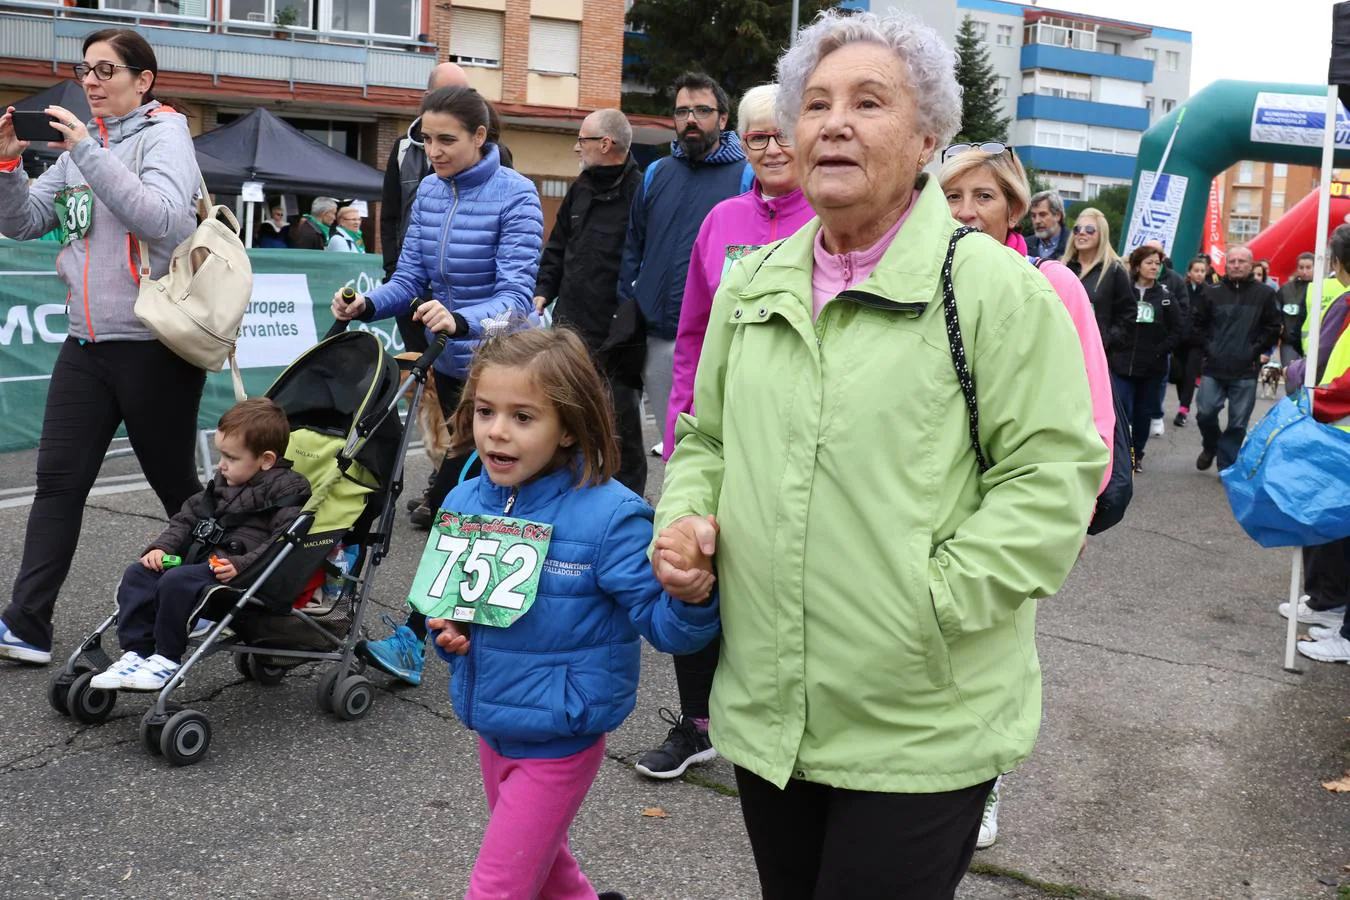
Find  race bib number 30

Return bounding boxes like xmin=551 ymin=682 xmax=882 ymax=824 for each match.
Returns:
xmin=407 ymin=513 xmax=553 ymax=627
xmin=54 ymin=185 xmax=94 ymax=244
xmin=1136 ymin=301 xmax=1156 ymax=324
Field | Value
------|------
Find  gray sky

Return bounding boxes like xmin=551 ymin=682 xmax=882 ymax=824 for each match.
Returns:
xmin=1058 ymin=0 xmax=1334 ymax=95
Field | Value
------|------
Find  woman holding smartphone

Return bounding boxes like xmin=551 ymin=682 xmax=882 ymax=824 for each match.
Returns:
xmin=0 ymin=28 xmax=204 ymax=666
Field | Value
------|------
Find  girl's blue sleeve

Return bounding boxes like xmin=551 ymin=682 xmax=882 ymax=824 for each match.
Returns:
xmin=595 ymin=497 xmax=719 ymax=654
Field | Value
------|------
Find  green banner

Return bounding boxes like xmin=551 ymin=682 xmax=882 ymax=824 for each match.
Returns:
xmin=0 ymin=240 xmax=412 ymax=454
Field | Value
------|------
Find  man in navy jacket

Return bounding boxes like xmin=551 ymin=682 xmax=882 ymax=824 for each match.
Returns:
xmin=616 ymin=71 xmax=750 ymax=458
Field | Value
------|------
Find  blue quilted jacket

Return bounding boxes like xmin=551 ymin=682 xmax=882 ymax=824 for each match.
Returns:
xmin=435 ymin=466 xmax=721 ymax=759
xmin=366 ymin=145 xmax=543 ymax=377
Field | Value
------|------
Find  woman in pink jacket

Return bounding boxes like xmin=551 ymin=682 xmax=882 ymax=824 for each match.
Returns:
xmin=939 ymin=140 xmax=1115 ymax=851
xmin=636 ymin=84 xmax=816 ymax=783
xmin=660 ymin=84 xmax=817 ymax=462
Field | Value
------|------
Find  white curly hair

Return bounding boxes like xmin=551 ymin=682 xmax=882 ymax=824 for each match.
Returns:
xmin=776 ymin=8 xmax=962 ymax=148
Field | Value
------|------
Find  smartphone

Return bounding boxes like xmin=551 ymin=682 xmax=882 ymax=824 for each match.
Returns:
xmin=9 ymin=110 xmax=63 ymax=143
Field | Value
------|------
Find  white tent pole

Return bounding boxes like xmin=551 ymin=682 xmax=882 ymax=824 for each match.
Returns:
xmin=1282 ymin=84 xmax=1339 ymax=673
xmin=244 ymin=200 xmax=255 ymax=249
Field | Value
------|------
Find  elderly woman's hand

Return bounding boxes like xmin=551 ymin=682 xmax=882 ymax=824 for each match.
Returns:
xmin=654 ymin=514 xmax=719 ymax=604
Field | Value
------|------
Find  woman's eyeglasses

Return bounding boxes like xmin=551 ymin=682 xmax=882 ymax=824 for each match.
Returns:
xmin=743 ymin=131 xmax=792 ymax=151
xmin=73 ymin=61 xmax=141 ymax=81
xmin=940 ymin=141 xmax=1011 ymax=163
xmin=1072 ymin=224 xmax=1098 ymax=236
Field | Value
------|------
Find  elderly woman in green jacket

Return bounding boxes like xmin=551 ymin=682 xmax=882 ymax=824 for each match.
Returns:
xmin=652 ymin=9 xmax=1108 ymax=898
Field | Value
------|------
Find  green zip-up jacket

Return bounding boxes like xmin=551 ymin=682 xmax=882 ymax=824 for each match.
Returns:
xmin=655 ymin=179 xmax=1108 ymax=794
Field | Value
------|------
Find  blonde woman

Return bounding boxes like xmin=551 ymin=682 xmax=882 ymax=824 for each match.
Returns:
xmin=1063 ymin=208 xmax=1133 ymax=350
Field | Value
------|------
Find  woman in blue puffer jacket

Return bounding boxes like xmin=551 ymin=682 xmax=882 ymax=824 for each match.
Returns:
xmin=331 ymin=85 xmax=543 ymax=683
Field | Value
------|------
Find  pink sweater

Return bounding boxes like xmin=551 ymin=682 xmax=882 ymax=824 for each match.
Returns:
xmin=662 ymin=184 xmax=816 ymax=458
xmin=811 ymin=193 xmax=917 ymax=318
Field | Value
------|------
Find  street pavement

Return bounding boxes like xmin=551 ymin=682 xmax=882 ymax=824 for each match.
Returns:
xmin=1 ymin=393 xmax=1347 ymax=900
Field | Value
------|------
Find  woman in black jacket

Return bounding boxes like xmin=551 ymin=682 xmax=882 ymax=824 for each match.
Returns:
xmin=1111 ymin=245 xmax=1184 ymax=472
xmin=1171 ymin=257 xmax=1209 ymax=426
xmin=1063 ymin=207 xmax=1134 ymax=352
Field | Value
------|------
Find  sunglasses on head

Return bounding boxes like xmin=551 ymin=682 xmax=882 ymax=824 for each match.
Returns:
xmin=1072 ymin=224 xmax=1098 ymax=235
xmin=940 ymin=141 xmax=1012 ymax=163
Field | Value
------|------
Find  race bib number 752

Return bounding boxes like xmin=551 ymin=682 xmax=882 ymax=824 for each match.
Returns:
xmin=407 ymin=512 xmax=553 ymax=627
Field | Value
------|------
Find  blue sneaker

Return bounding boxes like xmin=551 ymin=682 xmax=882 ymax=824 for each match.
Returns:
xmin=0 ymin=619 xmax=51 ymax=665
xmin=359 ymin=615 xmax=424 ymax=685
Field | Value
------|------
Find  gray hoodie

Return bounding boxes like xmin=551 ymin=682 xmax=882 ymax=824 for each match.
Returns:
xmin=0 ymin=100 xmax=200 ymax=342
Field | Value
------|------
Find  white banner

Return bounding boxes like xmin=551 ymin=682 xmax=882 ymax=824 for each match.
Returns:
xmin=1250 ymin=91 xmax=1350 ymax=150
xmin=231 ymin=274 xmax=318 ymax=369
xmin=1124 ymin=170 xmax=1189 ymax=256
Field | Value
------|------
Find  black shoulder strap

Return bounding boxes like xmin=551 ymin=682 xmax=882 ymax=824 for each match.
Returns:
xmin=942 ymin=226 xmax=990 ymax=474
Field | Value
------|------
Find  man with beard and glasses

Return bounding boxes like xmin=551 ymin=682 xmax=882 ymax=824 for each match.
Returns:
xmin=1028 ymin=189 xmax=1069 ymax=261
xmin=617 ymin=71 xmax=751 ymax=461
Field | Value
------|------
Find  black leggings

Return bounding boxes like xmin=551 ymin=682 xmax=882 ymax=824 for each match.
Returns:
xmin=1173 ymin=346 xmax=1203 ymax=410
xmin=734 ymin=767 xmax=994 ymax=900
xmin=674 ymin=641 xmax=719 ymax=719
xmin=3 ymin=339 xmax=204 ymax=649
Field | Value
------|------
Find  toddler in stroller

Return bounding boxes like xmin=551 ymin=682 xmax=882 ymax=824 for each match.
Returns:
xmin=91 ymin=398 xmax=310 ymax=692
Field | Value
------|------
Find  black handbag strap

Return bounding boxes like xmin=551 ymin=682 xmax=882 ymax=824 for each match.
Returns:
xmin=941 ymin=226 xmax=990 ymax=473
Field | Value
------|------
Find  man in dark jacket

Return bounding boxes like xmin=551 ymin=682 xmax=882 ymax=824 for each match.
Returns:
xmin=289 ymin=197 xmax=337 ymax=250
xmin=1191 ymin=244 xmax=1282 ymax=471
xmin=533 ymin=108 xmax=645 ymax=492
xmin=616 ymin=71 xmax=750 ymax=457
xmin=1028 ymin=190 xmax=1069 ymax=260
xmin=1278 ymin=251 xmax=1315 ymax=367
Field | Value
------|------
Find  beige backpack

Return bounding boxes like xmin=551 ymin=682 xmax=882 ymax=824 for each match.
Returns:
xmin=133 ymin=138 xmax=252 ymax=400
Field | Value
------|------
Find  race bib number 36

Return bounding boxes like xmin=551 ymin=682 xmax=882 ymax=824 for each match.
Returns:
xmin=54 ymin=185 xmax=94 ymax=244
xmin=407 ymin=513 xmax=553 ymax=627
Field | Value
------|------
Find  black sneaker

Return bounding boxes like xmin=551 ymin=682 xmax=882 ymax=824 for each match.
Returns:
xmin=1173 ymin=411 xmax=1188 ymax=427
xmin=634 ymin=708 xmax=717 ymax=779
xmin=598 ymin=893 xmax=626 ymax=900
xmin=1196 ymin=450 xmax=1214 ymax=471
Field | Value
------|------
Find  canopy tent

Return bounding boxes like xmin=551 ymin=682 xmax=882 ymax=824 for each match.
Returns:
xmin=13 ymin=81 xmax=91 ymax=176
xmin=192 ymin=107 xmax=384 ymax=201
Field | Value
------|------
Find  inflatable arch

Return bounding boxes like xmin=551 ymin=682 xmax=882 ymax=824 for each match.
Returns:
xmin=1121 ymin=80 xmax=1350 ymax=267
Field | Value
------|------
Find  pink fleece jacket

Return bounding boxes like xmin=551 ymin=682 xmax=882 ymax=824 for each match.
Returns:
xmin=663 ymin=184 xmax=816 ymax=458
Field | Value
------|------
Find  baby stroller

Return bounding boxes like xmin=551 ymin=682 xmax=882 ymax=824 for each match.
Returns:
xmin=46 ymin=319 xmax=447 ymax=766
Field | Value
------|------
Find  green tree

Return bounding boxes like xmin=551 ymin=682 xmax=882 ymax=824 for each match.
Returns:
xmin=624 ymin=0 xmax=839 ymax=113
xmin=1018 ymin=166 xmax=1055 ymax=239
xmin=953 ymin=14 xmax=1010 ymax=144
xmin=1077 ymin=184 xmax=1130 ymax=250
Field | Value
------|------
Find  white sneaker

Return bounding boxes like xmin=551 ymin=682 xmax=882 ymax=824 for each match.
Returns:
xmin=90 ymin=651 xmax=146 ymax=690
xmin=649 ymin=441 xmax=663 ymax=457
xmin=1278 ymin=598 xmax=1347 ymax=629
xmin=1149 ymin=417 xmax=1165 ymax=437
xmin=1309 ymin=625 xmax=1338 ymax=641
xmin=1296 ymin=633 xmax=1350 ymax=663
xmin=119 ymin=653 xmax=181 ymax=691
xmin=976 ymin=777 xmax=1001 ymax=849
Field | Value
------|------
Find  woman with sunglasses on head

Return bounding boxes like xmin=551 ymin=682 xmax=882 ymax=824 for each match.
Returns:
xmin=635 ymin=83 xmax=816 ymax=782
xmin=1063 ymin=208 xmax=1135 ymax=356
xmin=0 ymin=29 xmax=204 ymax=666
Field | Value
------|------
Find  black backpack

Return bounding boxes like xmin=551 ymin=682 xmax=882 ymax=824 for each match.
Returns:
xmin=942 ymin=228 xmax=1132 ymax=535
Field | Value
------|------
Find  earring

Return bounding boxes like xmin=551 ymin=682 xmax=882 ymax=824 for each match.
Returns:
xmin=916 ymin=158 xmax=927 ymax=173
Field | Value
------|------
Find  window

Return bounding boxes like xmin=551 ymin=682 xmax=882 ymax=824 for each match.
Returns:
xmin=1228 ymin=216 xmax=1261 ymax=240
xmin=1145 ymin=96 xmax=1155 ymax=114
xmin=1238 ymin=161 xmax=1255 ymax=183
xmin=970 ymin=21 xmax=988 ymax=41
xmin=1161 ymin=98 xmax=1176 ymax=114
xmin=327 ymin=0 xmax=416 ymax=36
xmin=1274 ymin=163 xmax=1289 ymax=177
xmin=450 ymin=9 xmax=504 ymax=67
xmin=1035 ymin=121 xmax=1089 ymax=151
xmin=529 ymin=18 xmax=581 ymax=76
xmin=225 ymin=0 xmax=309 ymax=26
xmin=1234 ymin=189 xmax=1254 ymax=214
xmin=1272 ymin=191 xmax=1286 ymax=209
xmin=996 ymin=24 xmax=1013 ymax=46
xmin=1087 ymin=126 xmax=1140 ymax=156
xmin=998 ymin=76 xmax=1011 ymax=99
xmin=106 ymin=0 xmax=208 ymax=13
xmin=1025 ymin=18 xmax=1095 ymax=52
xmin=1098 ymin=39 xmax=1120 ymax=56
xmin=1165 ymin=50 xmax=1180 ymax=72
xmin=1144 ymin=47 xmax=1158 ymax=62
xmin=1027 ymin=71 xmax=1091 ymax=101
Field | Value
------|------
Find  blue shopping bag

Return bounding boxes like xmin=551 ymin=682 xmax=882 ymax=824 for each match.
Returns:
xmin=1221 ymin=390 xmax=1350 ymax=548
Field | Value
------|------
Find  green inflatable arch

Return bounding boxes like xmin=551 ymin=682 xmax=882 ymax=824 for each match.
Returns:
xmin=1121 ymin=80 xmax=1350 ymax=259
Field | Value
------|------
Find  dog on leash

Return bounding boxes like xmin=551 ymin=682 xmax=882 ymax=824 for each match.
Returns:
xmin=1258 ymin=361 xmax=1283 ymax=400
xmin=395 ymin=353 xmax=451 ymax=462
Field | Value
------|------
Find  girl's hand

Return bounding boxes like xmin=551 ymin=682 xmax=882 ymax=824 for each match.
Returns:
xmin=140 ymin=549 xmax=166 ymax=572
xmin=45 ymin=105 xmax=89 ymax=150
xmin=428 ymin=617 xmax=471 ymax=655
xmin=331 ymin=289 xmax=367 ymax=321
xmin=0 ymin=107 xmax=29 ymax=161
xmin=413 ymin=299 xmax=457 ymax=336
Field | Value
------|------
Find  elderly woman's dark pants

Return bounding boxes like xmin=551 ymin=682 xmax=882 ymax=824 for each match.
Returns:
xmin=3 ymin=339 xmax=204 ymax=650
xmin=734 ymin=767 xmax=994 ymax=899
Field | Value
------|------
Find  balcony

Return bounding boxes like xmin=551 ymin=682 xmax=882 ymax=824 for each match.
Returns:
xmin=0 ymin=1 xmax=436 ymax=94
xmin=1014 ymin=145 xmax=1137 ymax=180
xmin=1017 ymin=95 xmax=1150 ymax=131
xmin=1020 ymin=44 xmax=1153 ymax=84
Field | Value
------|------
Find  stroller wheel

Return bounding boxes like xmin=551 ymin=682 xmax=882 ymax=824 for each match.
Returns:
xmin=67 ymin=671 xmax=117 ymax=725
xmin=160 ymin=709 xmax=212 ymax=766
xmin=139 ymin=703 xmax=184 ymax=757
xmin=247 ymin=655 xmax=287 ymax=686
xmin=47 ymin=663 xmax=94 ymax=717
xmin=315 ymin=666 xmax=342 ymax=713
xmin=332 ymin=675 xmax=374 ymax=721
xmin=233 ymin=653 xmax=254 ymax=680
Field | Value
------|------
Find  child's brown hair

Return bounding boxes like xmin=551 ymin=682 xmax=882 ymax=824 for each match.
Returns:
xmin=449 ymin=328 xmax=619 ymax=487
xmin=218 ymin=398 xmax=290 ymax=459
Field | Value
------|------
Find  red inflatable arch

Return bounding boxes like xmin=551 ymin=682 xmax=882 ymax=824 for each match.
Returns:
xmin=1247 ymin=184 xmax=1350 ymax=282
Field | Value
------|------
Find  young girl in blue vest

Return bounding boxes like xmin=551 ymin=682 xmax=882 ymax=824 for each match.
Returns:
xmin=422 ymin=327 xmax=719 ymax=899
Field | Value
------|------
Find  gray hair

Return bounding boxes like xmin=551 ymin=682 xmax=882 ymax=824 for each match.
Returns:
xmin=591 ymin=108 xmax=633 ymax=156
xmin=737 ymin=84 xmax=779 ymax=136
xmin=1029 ymin=190 xmax=1064 ymax=222
xmin=775 ymin=9 xmax=961 ymax=147
xmin=310 ymin=196 xmax=339 ymax=216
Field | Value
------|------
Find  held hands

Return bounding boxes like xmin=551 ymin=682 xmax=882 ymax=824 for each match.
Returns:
xmin=331 ymin=288 xmax=367 ymax=321
xmin=653 ymin=514 xmax=719 ymax=605
xmin=140 ymin=549 xmax=166 ymax=572
xmin=428 ymin=618 xmax=471 ymax=655
xmin=413 ymin=299 xmax=457 ymax=336
xmin=0 ymin=107 xmax=28 ymax=160
xmin=45 ymin=105 xmax=90 ymax=150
